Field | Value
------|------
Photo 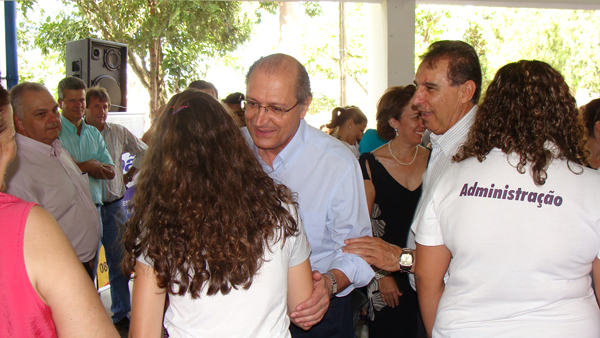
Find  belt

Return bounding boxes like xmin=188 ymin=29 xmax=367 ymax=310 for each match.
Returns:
xmin=102 ymin=196 xmax=124 ymax=206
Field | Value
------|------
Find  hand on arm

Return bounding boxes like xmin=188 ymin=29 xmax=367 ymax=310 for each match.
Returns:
xmin=343 ymin=236 xmax=404 ymax=272
xmin=287 ymin=259 xmax=315 ymax=329
xmin=378 ymin=276 xmax=402 ymax=307
xmin=129 ymin=262 xmax=167 ymax=338
xmin=414 ymin=243 xmax=451 ymax=338
xmin=24 ymin=206 xmax=119 ymax=338
xmin=290 ymin=268 xmax=351 ymax=329
xmin=76 ymin=159 xmax=116 ymax=180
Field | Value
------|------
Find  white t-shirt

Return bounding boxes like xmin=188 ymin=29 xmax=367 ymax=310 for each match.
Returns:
xmin=139 ymin=203 xmax=311 ymax=338
xmin=341 ymin=140 xmax=360 ymax=159
xmin=415 ymin=148 xmax=600 ymax=337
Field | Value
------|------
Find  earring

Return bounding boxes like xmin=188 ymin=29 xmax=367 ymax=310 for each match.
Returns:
xmin=348 ymin=125 xmax=352 ymax=129
xmin=394 ymin=128 xmax=398 ymax=136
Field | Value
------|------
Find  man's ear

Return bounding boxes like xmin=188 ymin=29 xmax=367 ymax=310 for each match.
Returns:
xmin=57 ymin=98 xmax=63 ymax=109
xmin=300 ymin=96 xmax=312 ymax=119
xmin=13 ymin=114 xmax=25 ymax=135
xmin=458 ymin=80 xmax=477 ymax=104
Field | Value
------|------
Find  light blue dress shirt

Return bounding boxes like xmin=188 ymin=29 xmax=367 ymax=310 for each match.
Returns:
xmin=242 ymin=119 xmax=375 ymax=296
xmin=59 ymin=115 xmax=114 ymax=205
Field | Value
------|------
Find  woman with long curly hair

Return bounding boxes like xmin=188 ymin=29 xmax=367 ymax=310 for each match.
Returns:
xmin=123 ymin=89 xmax=313 ymax=337
xmin=414 ymin=60 xmax=600 ymax=337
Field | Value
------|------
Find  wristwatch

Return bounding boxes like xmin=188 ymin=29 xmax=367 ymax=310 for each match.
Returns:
xmin=399 ymin=248 xmax=414 ymax=273
xmin=323 ymin=272 xmax=338 ymax=296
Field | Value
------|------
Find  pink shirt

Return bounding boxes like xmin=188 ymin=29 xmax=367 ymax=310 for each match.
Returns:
xmin=0 ymin=192 xmax=57 ymax=337
xmin=5 ymin=134 xmax=101 ymax=263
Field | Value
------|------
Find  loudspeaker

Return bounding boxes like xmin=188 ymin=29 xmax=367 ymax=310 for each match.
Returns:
xmin=66 ymin=38 xmax=127 ymax=112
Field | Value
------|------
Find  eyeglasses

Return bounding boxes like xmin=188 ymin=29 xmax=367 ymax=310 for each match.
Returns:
xmin=241 ymin=100 xmax=300 ymax=118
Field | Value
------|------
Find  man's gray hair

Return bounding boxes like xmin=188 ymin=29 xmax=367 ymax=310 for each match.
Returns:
xmin=57 ymin=76 xmax=86 ymax=101
xmin=246 ymin=54 xmax=312 ymax=105
xmin=10 ymin=82 xmax=51 ymax=119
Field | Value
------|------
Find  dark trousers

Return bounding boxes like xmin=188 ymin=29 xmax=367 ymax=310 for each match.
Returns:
xmin=290 ymin=294 xmax=354 ymax=338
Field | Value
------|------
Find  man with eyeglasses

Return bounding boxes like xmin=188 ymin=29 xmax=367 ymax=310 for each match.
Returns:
xmin=241 ymin=53 xmax=374 ymax=338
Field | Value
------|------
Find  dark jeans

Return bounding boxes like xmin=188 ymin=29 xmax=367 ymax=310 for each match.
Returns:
xmin=290 ymin=294 xmax=354 ymax=338
xmin=101 ymin=198 xmax=131 ymax=323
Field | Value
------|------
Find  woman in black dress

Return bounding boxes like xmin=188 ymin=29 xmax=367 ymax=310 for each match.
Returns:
xmin=359 ymin=85 xmax=429 ymax=338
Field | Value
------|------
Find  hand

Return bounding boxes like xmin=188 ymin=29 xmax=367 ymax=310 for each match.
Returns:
xmin=378 ymin=276 xmax=402 ymax=307
xmin=343 ymin=236 xmax=403 ymax=272
xmin=290 ymin=270 xmax=330 ymax=330
xmin=79 ymin=160 xmax=116 ymax=180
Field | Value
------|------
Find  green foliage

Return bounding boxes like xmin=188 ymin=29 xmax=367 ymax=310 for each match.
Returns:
xmin=18 ymin=0 xmax=256 ymax=109
xmin=302 ymin=2 xmax=367 ymax=103
xmin=308 ymin=93 xmax=337 ymax=117
xmin=415 ymin=5 xmax=600 ymax=99
xmin=302 ymin=2 xmax=323 ymax=18
xmin=463 ymin=19 xmax=491 ymax=93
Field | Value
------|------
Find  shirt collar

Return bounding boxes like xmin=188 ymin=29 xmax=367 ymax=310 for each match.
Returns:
xmin=272 ymin=119 xmax=306 ymax=171
xmin=243 ymin=119 xmax=306 ymax=174
xmin=430 ymin=105 xmax=478 ymax=156
xmin=61 ymin=114 xmax=90 ymax=133
xmin=15 ymin=133 xmax=63 ymax=157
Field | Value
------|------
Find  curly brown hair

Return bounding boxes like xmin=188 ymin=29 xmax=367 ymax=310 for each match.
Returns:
xmin=375 ymin=85 xmax=416 ymax=140
xmin=454 ymin=60 xmax=586 ymax=186
xmin=123 ymin=89 xmax=299 ymax=298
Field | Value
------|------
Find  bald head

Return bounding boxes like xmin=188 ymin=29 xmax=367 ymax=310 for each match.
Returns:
xmin=246 ymin=54 xmax=312 ymax=105
xmin=9 ymin=82 xmax=61 ymax=145
xmin=10 ymin=82 xmax=52 ymax=119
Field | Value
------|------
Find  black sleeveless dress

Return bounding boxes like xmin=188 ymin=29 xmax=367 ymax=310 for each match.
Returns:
xmin=359 ymin=152 xmax=424 ymax=338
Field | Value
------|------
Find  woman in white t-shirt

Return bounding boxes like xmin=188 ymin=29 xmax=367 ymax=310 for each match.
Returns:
xmin=414 ymin=60 xmax=600 ymax=338
xmin=122 ymin=89 xmax=313 ymax=338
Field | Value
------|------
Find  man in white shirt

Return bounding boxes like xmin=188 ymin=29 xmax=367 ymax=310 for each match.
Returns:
xmin=6 ymin=82 xmax=101 ymax=279
xmin=343 ymin=40 xmax=481 ymax=277
xmin=241 ymin=53 xmax=374 ymax=337
xmin=85 ymin=87 xmax=147 ymax=328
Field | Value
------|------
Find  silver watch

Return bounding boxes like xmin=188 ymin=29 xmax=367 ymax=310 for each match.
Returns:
xmin=399 ymin=248 xmax=414 ymax=273
xmin=323 ymin=272 xmax=338 ymax=296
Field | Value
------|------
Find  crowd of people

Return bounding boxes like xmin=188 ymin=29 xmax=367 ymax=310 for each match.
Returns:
xmin=1 ymin=39 xmax=600 ymax=338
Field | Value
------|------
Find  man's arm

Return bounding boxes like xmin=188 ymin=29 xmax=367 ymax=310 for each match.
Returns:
xmin=291 ymin=165 xmax=374 ymax=325
xmin=343 ymin=236 xmax=408 ymax=272
xmin=76 ymin=159 xmax=115 ymax=180
xmin=121 ymin=126 xmax=148 ymax=184
xmin=123 ymin=167 xmax=139 ymax=185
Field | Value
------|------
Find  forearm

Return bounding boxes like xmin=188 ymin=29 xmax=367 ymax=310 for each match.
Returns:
xmin=75 ymin=160 xmax=91 ymax=174
xmin=325 ymin=269 xmax=350 ymax=296
xmin=328 ymin=254 xmax=374 ymax=295
xmin=416 ymin=274 xmax=444 ymax=337
xmin=414 ymin=243 xmax=451 ymax=337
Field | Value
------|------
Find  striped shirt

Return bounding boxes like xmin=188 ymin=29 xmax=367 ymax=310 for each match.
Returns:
xmin=410 ymin=105 xmax=478 ymax=240
xmin=99 ymin=122 xmax=147 ymax=203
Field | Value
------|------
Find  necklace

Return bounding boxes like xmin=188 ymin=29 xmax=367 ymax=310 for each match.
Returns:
xmin=388 ymin=141 xmax=418 ymax=166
